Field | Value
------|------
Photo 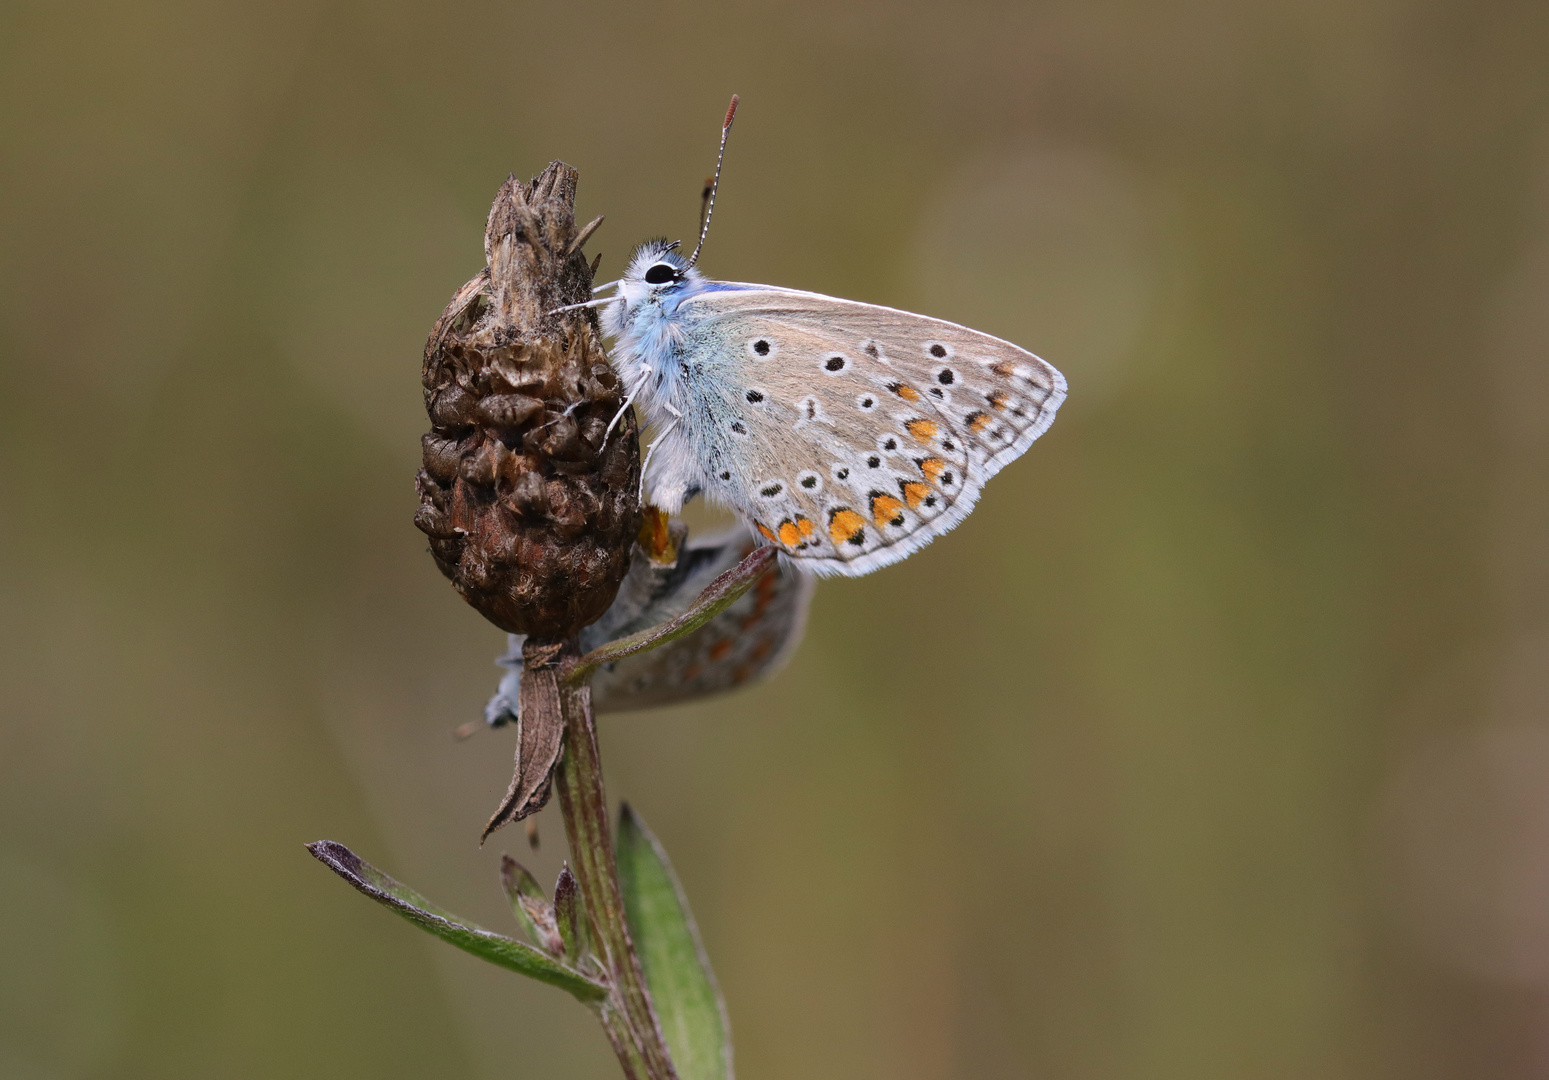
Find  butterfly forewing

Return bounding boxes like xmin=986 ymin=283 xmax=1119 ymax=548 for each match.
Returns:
xmin=678 ymin=287 xmax=1065 ymax=575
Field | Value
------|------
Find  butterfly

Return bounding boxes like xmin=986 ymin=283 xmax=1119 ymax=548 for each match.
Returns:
xmin=486 ymin=521 xmax=814 ymax=725
xmin=569 ymin=96 xmax=1067 ymax=578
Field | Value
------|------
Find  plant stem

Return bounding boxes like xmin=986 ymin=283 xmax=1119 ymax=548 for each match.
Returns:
xmin=553 ymin=656 xmax=679 ymax=1080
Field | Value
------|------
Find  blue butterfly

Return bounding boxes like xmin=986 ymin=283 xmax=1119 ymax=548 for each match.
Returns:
xmin=577 ymin=97 xmax=1066 ymax=577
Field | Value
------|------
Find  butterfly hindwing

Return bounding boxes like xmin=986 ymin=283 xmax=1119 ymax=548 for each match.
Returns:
xmin=678 ymin=312 xmax=972 ymax=571
xmin=486 ymin=525 xmax=814 ymax=722
xmin=589 ymin=531 xmax=813 ymax=710
xmin=673 ymin=286 xmax=1065 ymax=575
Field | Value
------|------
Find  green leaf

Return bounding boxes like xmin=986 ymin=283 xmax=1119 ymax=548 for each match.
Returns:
xmin=308 ymin=841 xmax=606 ymax=1002
xmin=616 ymin=805 xmax=732 ymax=1080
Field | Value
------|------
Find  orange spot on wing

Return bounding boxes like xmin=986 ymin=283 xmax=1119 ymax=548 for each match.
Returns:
xmin=796 ymin=516 xmax=816 ymax=539
xmin=709 ymin=639 xmax=733 ymax=661
xmin=906 ymin=418 xmax=938 ymax=442
xmin=919 ymin=457 xmax=947 ymax=483
xmin=991 ymin=361 xmax=1016 ymax=379
xmin=968 ymin=411 xmax=993 ymax=434
xmin=778 ymin=520 xmax=801 ymax=547
xmin=756 ymin=522 xmax=778 ymax=543
xmin=901 ymin=481 xmax=930 ymax=510
xmin=829 ymin=508 xmax=866 ymax=547
xmin=988 ymin=390 xmax=1010 ymax=411
xmin=890 ymin=382 xmax=921 ymax=402
xmin=870 ymin=493 xmax=905 ymax=527
xmin=749 ymin=639 xmax=772 ymax=662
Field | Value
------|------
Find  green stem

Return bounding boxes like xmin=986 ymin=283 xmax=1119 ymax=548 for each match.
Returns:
xmin=554 ymin=665 xmax=679 ymax=1080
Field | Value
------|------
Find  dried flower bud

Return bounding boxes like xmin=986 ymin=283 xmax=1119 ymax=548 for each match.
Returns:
xmin=415 ymin=163 xmax=640 ymax=639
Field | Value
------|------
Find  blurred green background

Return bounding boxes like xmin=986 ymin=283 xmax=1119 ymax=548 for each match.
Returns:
xmin=4 ymin=0 xmax=1549 ymax=1077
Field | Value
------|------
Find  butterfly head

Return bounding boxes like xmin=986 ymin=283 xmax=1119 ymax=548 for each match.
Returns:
xmin=623 ymin=238 xmax=699 ymax=290
xmin=609 ymin=238 xmax=704 ymax=326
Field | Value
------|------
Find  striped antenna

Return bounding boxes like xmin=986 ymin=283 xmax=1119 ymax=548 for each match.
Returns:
xmin=687 ymin=95 xmax=738 ymax=268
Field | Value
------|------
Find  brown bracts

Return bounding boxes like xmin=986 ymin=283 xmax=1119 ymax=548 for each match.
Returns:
xmin=414 ymin=162 xmax=640 ymax=830
xmin=415 ymin=162 xmax=640 ymax=642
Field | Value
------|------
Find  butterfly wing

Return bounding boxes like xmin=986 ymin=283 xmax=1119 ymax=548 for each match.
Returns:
xmin=486 ymin=524 xmax=813 ymax=722
xmin=673 ymin=286 xmax=1066 ymax=576
xmin=588 ymin=529 xmax=813 ymax=711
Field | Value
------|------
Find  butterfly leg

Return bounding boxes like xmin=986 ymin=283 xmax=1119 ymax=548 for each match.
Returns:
xmin=636 ymin=418 xmax=679 ymax=500
xmin=603 ymin=390 xmax=638 ymax=442
xmin=637 ymin=441 xmax=658 ymax=501
xmin=548 ymin=297 xmax=617 ymax=315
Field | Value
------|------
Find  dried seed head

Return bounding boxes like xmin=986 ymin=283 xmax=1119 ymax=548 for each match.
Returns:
xmin=415 ymin=162 xmax=640 ymax=639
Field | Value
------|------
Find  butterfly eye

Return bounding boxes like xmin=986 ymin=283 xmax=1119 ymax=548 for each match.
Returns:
xmin=644 ymin=263 xmax=678 ymax=285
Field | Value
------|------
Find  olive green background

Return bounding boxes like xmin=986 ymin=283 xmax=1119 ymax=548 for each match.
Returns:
xmin=4 ymin=1 xmax=1549 ymax=1077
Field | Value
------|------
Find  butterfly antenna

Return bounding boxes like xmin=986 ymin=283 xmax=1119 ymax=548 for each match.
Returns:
xmin=698 ymin=176 xmax=713 ymax=236
xmin=687 ymin=94 xmax=738 ymax=269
